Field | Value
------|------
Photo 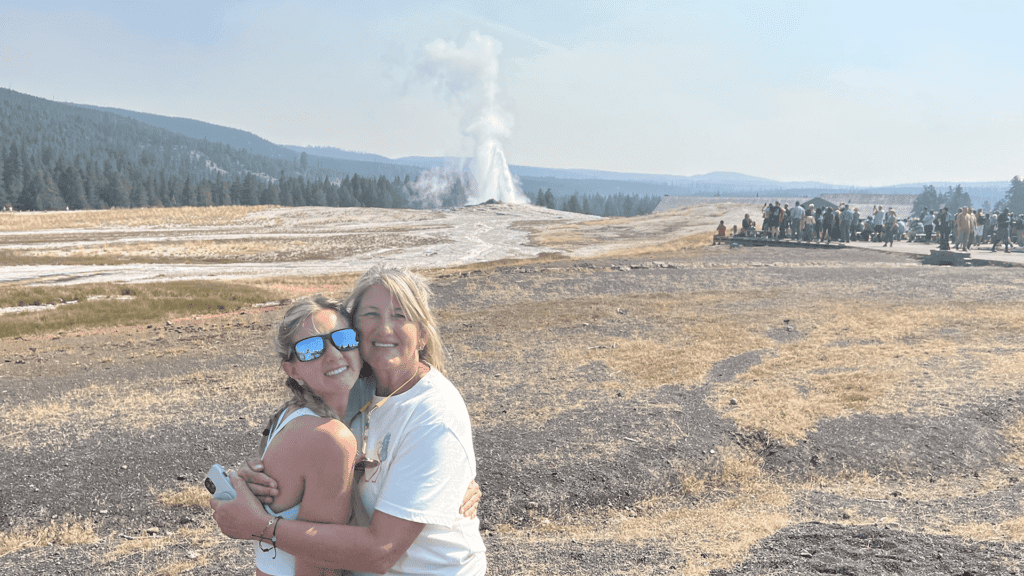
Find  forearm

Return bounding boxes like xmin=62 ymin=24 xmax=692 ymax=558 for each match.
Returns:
xmin=275 ymin=519 xmax=400 ymax=574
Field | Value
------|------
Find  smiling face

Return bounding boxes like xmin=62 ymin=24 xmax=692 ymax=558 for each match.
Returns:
xmin=355 ymin=283 xmax=425 ymax=377
xmin=281 ymin=308 xmax=361 ymax=405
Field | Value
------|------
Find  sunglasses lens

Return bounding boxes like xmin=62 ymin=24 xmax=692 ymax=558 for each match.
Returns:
xmin=331 ymin=329 xmax=359 ymax=351
xmin=292 ymin=335 xmax=326 ymax=362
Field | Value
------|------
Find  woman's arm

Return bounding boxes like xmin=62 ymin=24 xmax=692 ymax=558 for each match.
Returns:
xmin=292 ymin=419 xmax=358 ymax=574
xmin=239 ymin=459 xmax=481 ymax=517
xmin=294 ymin=420 xmax=356 ymax=524
xmin=212 ymin=474 xmax=424 ymax=574
xmin=277 ymin=510 xmax=425 ymax=574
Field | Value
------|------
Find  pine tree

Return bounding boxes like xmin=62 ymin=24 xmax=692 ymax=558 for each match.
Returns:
xmin=261 ymin=182 xmax=280 ymax=205
xmin=58 ymin=165 xmax=88 ymax=210
xmin=104 ymin=172 xmax=130 ymax=207
xmin=181 ymin=176 xmax=196 ymax=206
xmin=948 ymin=184 xmax=971 ymax=211
xmin=129 ymin=180 xmax=147 ymax=207
xmin=2 ymin=142 xmax=23 ymax=209
xmin=913 ymin=185 xmax=940 ymax=214
xmin=1002 ymin=176 xmax=1024 ymax=214
xmin=37 ymin=170 xmax=64 ymax=210
xmin=197 ymin=180 xmax=214 ymax=206
xmin=16 ymin=169 xmax=41 ymax=211
xmin=564 ymin=192 xmax=581 ymax=213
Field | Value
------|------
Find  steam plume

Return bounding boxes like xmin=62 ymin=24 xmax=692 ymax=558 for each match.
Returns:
xmin=416 ymin=32 xmax=528 ymax=206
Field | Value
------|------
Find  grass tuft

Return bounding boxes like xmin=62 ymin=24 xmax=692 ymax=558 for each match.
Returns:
xmin=0 ymin=515 xmax=99 ymax=558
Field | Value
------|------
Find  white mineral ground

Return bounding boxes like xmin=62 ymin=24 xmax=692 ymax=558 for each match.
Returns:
xmin=4 ymin=200 xmax=1017 ymax=292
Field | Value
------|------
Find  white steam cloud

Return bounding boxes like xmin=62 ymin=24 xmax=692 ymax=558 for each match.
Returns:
xmin=413 ymin=32 xmax=529 ymax=206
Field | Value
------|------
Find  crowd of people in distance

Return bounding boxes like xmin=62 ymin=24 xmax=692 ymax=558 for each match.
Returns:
xmin=721 ymin=201 xmax=1023 ymax=253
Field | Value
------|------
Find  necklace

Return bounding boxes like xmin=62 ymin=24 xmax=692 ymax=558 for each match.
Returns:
xmin=355 ymin=363 xmax=425 ymax=469
xmin=360 ymin=363 xmax=424 ymax=417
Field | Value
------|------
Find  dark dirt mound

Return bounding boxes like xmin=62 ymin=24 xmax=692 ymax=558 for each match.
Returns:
xmin=718 ymin=522 xmax=1024 ymax=576
xmin=761 ymin=405 xmax=1021 ymax=481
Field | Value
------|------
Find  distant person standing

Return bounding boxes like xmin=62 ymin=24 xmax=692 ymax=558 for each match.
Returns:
xmin=790 ymin=201 xmax=806 ymax=243
xmin=882 ymin=209 xmax=898 ymax=247
xmin=839 ymin=205 xmax=855 ymax=243
xmin=922 ymin=210 xmax=935 ymax=243
xmin=954 ymin=207 xmax=971 ymax=251
xmin=936 ymin=207 xmax=952 ymax=250
xmin=767 ymin=201 xmax=782 ymax=239
xmin=821 ymin=207 xmax=835 ymax=245
xmin=992 ymin=208 xmax=1011 ymax=252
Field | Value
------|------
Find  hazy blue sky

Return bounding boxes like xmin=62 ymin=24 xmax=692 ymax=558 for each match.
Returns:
xmin=1 ymin=1 xmax=1022 ymax=186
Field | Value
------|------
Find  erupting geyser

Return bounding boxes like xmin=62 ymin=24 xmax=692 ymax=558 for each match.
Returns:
xmin=414 ymin=32 xmax=529 ymax=206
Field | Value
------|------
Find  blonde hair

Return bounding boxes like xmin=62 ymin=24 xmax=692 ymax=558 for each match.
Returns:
xmin=269 ymin=295 xmax=348 ymax=423
xmin=346 ymin=265 xmax=445 ymax=375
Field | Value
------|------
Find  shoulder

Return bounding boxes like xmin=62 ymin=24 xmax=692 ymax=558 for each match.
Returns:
xmin=282 ymin=413 xmax=357 ymax=453
xmin=406 ymin=370 xmax=469 ymax=422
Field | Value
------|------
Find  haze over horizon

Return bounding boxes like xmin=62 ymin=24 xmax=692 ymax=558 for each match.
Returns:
xmin=2 ymin=1 xmax=1022 ymax=188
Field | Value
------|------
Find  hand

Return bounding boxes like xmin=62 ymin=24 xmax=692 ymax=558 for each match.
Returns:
xmin=238 ymin=458 xmax=278 ymax=505
xmin=459 ymin=479 xmax=481 ymax=519
xmin=210 ymin=471 xmax=272 ymax=540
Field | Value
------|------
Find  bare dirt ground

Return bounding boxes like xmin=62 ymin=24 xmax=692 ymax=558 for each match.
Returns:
xmin=2 ymin=203 xmax=1024 ymax=575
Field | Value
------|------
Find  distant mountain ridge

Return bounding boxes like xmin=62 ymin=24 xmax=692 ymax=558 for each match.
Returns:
xmin=77 ymin=102 xmax=1014 ymax=203
xmin=78 ymin=105 xmax=424 ymax=180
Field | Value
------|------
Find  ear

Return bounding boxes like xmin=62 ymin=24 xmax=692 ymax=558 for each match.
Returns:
xmin=417 ymin=325 xmax=429 ymax=351
xmin=282 ymin=360 xmax=298 ymax=380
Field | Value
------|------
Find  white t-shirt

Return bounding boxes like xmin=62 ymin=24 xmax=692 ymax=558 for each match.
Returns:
xmin=354 ymin=368 xmax=486 ymax=576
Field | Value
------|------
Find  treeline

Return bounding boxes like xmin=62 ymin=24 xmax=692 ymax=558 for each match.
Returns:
xmin=529 ymin=188 xmax=660 ymax=217
xmin=911 ymin=184 xmax=974 ymax=215
xmin=913 ymin=178 xmax=1024 ymax=215
xmin=0 ymin=140 xmax=413 ymax=211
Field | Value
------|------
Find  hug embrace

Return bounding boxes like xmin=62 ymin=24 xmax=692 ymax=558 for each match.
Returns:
xmin=210 ymin=265 xmax=486 ymax=576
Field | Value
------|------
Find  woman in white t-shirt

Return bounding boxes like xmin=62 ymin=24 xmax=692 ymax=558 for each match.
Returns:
xmin=213 ymin=266 xmax=486 ymax=576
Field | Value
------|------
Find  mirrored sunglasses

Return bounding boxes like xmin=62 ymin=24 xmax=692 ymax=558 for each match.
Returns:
xmin=290 ymin=328 xmax=359 ymax=362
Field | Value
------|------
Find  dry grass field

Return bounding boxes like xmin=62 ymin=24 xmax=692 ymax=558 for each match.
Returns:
xmin=1 ymin=204 xmax=1023 ymax=575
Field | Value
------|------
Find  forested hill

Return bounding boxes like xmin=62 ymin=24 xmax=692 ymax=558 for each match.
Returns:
xmin=0 ymin=88 xmax=423 ymax=211
xmin=79 ymin=104 xmax=422 ymax=179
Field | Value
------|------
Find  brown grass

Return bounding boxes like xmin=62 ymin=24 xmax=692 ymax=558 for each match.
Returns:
xmin=0 ymin=515 xmax=99 ymax=558
xmin=707 ymin=299 xmax=1024 ymax=445
xmin=3 ymin=365 xmax=279 ymax=451
xmin=0 ymin=205 xmax=268 ymax=232
xmin=550 ymin=445 xmax=790 ymax=575
xmin=156 ymin=485 xmax=213 ymax=508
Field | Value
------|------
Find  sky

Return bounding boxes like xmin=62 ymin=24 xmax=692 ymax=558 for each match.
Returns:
xmin=1 ymin=0 xmax=1022 ymax=187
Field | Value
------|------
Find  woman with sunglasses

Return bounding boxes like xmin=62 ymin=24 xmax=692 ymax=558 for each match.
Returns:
xmin=236 ymin=295 xmax=365 ymax=576
xmin=213 ymin=266 xmax=486 ymax=575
